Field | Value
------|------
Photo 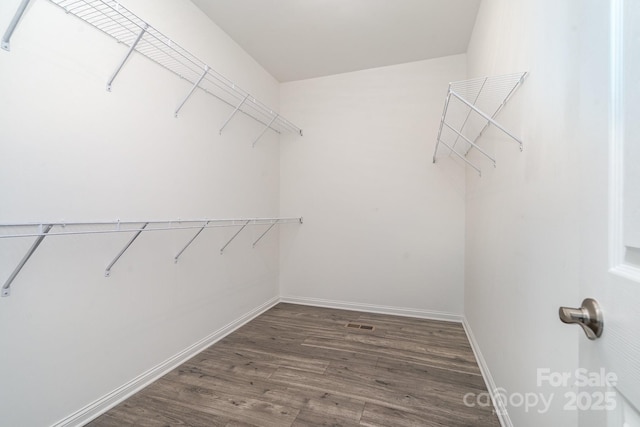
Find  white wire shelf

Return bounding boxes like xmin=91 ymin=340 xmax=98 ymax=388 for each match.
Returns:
xmin=0 ymin=217 xmax=303 ymax=297
xmin=432 ymin=72 xmax=528 ymax=175
xmin=3 ymin=0 xmax=303 ymax=143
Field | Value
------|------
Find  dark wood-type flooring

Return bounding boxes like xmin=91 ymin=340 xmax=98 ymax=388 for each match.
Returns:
xmin=88 ymin=303 xmax=500 ymax=426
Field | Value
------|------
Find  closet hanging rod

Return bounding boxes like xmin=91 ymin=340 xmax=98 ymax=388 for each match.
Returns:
xmin=30 ymin=0 xmax=303 ymax=136
xmin=0 ymin=217 xmax=303 ymax=239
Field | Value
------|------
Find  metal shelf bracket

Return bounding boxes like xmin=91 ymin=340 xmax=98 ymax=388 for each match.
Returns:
xmin=253 ymin=114 xmax=278 ymax=147
xmin=174 ymin=221 xmax=208 ymax=263
xmin=105 ymin=222 xmax=148 ymax=277
xmin=106 ymin=23 xmax=148 ymax=92
xmin=2 ymin=224 xmax=53 ymax=297
xmin=443 ymin=121 xmax=496 ymax=166
xmin=1 ymin=0 xmax=33 ymax=52
xmin=449 ymin=90 xmax=523 ymax=150
xmin=219 ymin=94 xmax=249 ymax=135
xmin=438 ymin=139 xmax=482 ymax=176
xmin=174 ymin=65 xmax=210 ymax=117
xmin=252 ymin=219 xmax=279 ymax=248
xmin=220 ymin=220 xmax=250 ymax=254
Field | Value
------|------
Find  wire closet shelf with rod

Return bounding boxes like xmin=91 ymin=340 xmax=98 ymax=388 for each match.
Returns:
xmin=432 ymin=72 xmax=528 ymax=176
xmin=1 ymin=0 xmax=303 ymax=146
xmin=0 ymin=217 xmax=303 ymax=298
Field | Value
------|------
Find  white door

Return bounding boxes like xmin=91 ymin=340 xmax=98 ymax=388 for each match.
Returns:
xmin=574 ymin=0 xmax=640 ymax=425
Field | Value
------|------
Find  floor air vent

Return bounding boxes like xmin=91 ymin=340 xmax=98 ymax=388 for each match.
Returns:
xmin=345 ymin=323 xmax=375 ymax=331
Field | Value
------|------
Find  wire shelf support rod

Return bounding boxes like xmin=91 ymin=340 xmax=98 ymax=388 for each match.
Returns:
xmin=220 ymin=220 xmax=250 ymax=254
xmin=106 ymin=23 xmax=148 ymax=92
xmin=104 ymin=222 xmax=148 ymax=277
xmin=1 ymin=224 xmax=53 ymax=297
xmin=1 ymin=0 xmax=32 ymax=52
xmin=443 ymin=121 xmax=496 ymax=166
xmin=253 ymin=115 xmax=278 ymax=147
xmin=449 ymin=89 xmax=523 ymax=151
xmin=219 ymin=94 xmax=249 ymax=135
xmin=174 ymin=65 xmax=209 ymax=117
xmin=174 ymin=221 xmax=208 ymax=263
xmin=252 ymin=219 xmax=279 ymax=248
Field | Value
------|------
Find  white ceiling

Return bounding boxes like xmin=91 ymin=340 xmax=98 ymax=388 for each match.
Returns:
xmin=191 ymin=0 xmax=481 ymax=82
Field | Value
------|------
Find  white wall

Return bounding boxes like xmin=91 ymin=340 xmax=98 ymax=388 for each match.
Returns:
xmin=0 ymin=1 xmax=285 ymax=425
xmin=464 ymin=1 xmax=610 ymax=426
xmin=2 ymin=1 xmax=613 ymax=425
xmin=279 ymin=55 xmax=466 ymax=317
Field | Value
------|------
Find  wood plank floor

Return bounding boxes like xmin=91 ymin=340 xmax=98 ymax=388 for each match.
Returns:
xmin=88 ymin=303 xmax=500 ymax=426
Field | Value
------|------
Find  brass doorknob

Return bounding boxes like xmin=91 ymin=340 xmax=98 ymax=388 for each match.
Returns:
xmin=559 ymin=298 xmax=603 ymax=340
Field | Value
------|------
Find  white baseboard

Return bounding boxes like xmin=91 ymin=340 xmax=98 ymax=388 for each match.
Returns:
xmin=462 ymin=317 xmax=513 ymax=427
xmin=280 ymin=295 xmax=463 ymax=323
xmin=51 ymin=296 xmax=280 ymax=427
